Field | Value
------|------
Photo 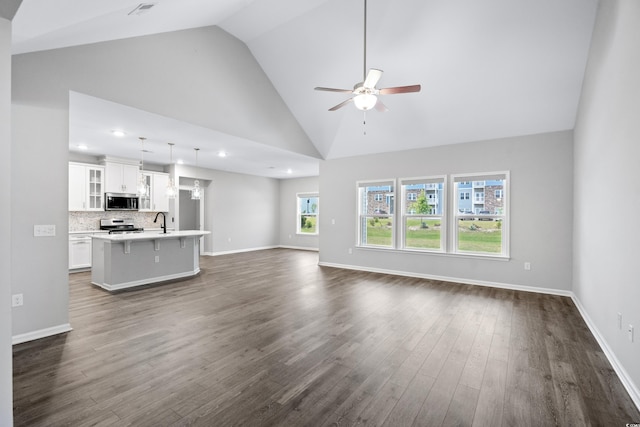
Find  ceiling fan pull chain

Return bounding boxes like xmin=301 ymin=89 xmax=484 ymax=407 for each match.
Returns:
xmin=363 ymin=111 xmax=367 ymax=135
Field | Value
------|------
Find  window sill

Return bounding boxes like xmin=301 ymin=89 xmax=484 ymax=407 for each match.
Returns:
xmin=355 ymin=245 xmax=510 ymax=261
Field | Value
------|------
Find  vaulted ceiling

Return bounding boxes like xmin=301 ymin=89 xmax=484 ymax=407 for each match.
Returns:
xmin=11 ymin=0 xmax=598 ymax=175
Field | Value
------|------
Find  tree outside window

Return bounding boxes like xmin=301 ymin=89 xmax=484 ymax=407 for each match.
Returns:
xmin=401 ymin=178 xmax=445 ymax=251
xmin=297 ymin=194 xmax=319 ymax=235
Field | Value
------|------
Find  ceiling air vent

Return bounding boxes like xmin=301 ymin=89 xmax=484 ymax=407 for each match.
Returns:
xmin=128 ymin=3 xmax=156 ymax=16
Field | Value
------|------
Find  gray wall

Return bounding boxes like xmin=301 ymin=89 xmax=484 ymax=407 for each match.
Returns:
xmin=279 ymin=176 xmax=320 ymax=250
xmin=175 ymin=165 xmax=280 ymax=254
xmin=574 ymin=0 xmax=640 ymax=398
xmin=1 ymin=15 xmax=13 ymax=427
xmin=10 ymin=26 xmax=318 ymax=338
xmin=319 ymin=131 xmax=574 ymax=292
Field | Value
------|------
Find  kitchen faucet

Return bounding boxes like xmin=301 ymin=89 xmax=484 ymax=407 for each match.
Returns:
xmin=154 ymin=212 xmax=167 ymax=233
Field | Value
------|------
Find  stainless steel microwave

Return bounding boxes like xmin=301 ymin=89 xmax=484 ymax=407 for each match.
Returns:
xmin=105 ymin=193 xmax=139 ymax=211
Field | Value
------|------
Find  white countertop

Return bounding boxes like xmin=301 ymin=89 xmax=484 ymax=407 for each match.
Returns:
xmin=92 ymin=230 xmax=210 ymax=241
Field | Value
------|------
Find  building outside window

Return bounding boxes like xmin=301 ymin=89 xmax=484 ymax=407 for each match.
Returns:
xmin=401 ymin=177 xmax=445 ymax=251
xmin=357 ymin=181 xmax=394 ymax=247
xmin=453 ymin=173 xmax=508 ymax=256
xmin=297 ymin=193 xmax=319 ymax=235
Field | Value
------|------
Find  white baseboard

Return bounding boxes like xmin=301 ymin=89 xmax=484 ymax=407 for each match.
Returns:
xmin=278 ymin=245 xmax=319 ymax=252
xmin=570 ymin=295 xmax=640 ymax=410
xmin=318 ymin=260 xmax=639 ymax=411
xmin=205 ymin=245 xmax=279 ymax=257
xmin=12 ymin=323 xmax=72 ymax=345
xmin=317 ymin=261 xmax=573 ymax=297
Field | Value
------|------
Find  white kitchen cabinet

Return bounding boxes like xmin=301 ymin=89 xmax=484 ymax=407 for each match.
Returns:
xmin=104 ymin=161 xmax=139 ymax=193
xmin=152 ymin=173 xmax=170 ymax=212
xmin=139 ymin=171 xmax=170 ymax=212
xmin=69 ymin=163 xmax=104 ymax=211
xmin=69 ymin=235 xmax=92 ymax=269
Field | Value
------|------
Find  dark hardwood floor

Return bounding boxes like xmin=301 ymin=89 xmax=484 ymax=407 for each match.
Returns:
xmin=13 ymin=249 xmax=640 ymax=426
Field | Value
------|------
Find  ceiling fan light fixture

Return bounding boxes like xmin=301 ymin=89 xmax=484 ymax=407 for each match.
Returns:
xmin=353 ymin=93 xmax=377 ymax=111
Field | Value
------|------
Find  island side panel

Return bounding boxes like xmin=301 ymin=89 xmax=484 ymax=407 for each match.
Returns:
xmin=91 ymin=238 xmax=105 ymax=285
xmin=101 ymin=236 xmax=199 ymax=290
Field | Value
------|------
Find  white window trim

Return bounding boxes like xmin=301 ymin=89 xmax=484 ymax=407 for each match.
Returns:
xmin=450 ymin=171 xmax=510 ymax=257
xmin=399 ymin=175 xmax=447 ymax=253
xmin=296 ymin=192 xmax=319 ymax=235
xmin=353 ymin=174 xmax=509 ymax=259
xmin=356 ymin=179 xmax=396 ymax=249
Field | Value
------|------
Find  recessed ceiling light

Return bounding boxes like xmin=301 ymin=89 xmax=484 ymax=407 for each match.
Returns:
xmin=77 ymin=144 xmax=88 ymax=150
xmin=111 ymin=130 xmax=126 ymax=137
xmin=218 ymin=151 xmax=227 ymax=158
xmin=177 ymin=159 xmax=184 ymax=165
xmin=286 ymin=168 xmax=293 ymax=174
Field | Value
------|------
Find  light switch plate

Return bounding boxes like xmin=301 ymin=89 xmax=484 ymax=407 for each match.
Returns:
xmin=34 ymin=225 xmax=56 ymax=237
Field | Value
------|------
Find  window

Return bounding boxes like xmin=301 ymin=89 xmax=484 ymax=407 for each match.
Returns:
xmin=401 ymin=177 xmax=445 ymax=251
xmin=354 ymin=173 xmax=508 ymax=258
xmin=297 ymin=193 xmax=319 ymax=235
xmin=358 ymin=181 xmax=394 ymax=248
xmin=453 ymin=173 xmax=509 ymax=256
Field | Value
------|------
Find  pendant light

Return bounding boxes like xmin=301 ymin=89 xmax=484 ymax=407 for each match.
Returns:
xmin=191 ymin=148 xmax=201 ymax=200
xmin=166 ymin=143 xmax=177 ymax=199
xmin=137 ymin=137 xmax=148 ymax=196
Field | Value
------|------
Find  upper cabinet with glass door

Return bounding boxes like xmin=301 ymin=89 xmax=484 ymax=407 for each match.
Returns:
xmin=138 ymin=171 xmax=170 ymax=212
xmin=69 ymin=162 xmax=105 ymax=211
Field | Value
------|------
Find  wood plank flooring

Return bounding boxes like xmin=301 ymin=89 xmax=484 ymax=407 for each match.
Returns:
xmin=13 ymin=248 xmax=640 ymax=426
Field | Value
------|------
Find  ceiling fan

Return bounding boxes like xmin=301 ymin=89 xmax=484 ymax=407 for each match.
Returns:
xmin=315 ymin=0 xmax=421 ymax=112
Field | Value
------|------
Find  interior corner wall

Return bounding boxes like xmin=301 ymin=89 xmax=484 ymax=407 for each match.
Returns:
xmin=573 ymin=0 xmax=640 ymax=402
xmin=319 ymin=131 xmax=574 ymax=292
xmin=1 ymin=16 xmax=13 ymax=427
xmin=175 ymin=165 xmax=280 ymax=255
xmin=279 ymin=176 xmax=319 ymax=250
xmin=11 ymin=103 xmax=71 ymax=337
xmin=10 ymin=25 xmax=315 ymax=342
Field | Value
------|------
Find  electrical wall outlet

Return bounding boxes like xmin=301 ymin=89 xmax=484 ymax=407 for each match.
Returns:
xmin=12 ymin=294 xmax=23 ymax=307
xmin=155 ymin=256 xmax=159 ymax=263
xmin=629 ymin=325 xmax=634 ymax=343
xmin=348 ymin=248 xmax=353 ymax=254
xmin=524 ymin=262 xmax=531 ymax=271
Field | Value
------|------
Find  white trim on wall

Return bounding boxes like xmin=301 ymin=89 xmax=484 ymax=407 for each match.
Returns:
xmin=12 ymin=324 xmax=72 ymax=345
xmin=317 ymin=260 xmax=640 ymax=412
xmin=571 ymin=296 xmax=640 ymax=410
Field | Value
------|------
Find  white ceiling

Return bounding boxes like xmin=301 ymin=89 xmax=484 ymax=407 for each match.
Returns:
xmin=12 ymin=0 xmax=598 ymax=176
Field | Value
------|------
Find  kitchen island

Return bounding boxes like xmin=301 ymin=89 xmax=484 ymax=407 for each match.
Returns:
xmin=91 ymin=230 xmax=210 ymax=291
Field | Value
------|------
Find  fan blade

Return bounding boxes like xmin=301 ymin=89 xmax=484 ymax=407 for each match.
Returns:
xmin=363 ymin=68 xmax=383 ymax=89
xmin=315 ymin=87 xmax=353 ymax=93
xmin=328 ymin=98 xmax=353 ymax=111
xmin=378 ymin=84 xmax=421 ymax=95
xmin=375 ymin=99 xmax=388 ymax=112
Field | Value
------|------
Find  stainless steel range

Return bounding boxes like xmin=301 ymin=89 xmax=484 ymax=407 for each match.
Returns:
xmin=100 ymin=218 xmax=144 ymax=234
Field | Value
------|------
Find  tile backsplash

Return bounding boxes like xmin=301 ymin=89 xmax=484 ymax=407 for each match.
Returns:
xmin=69 ymin=211 xmax=170 ymax=232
